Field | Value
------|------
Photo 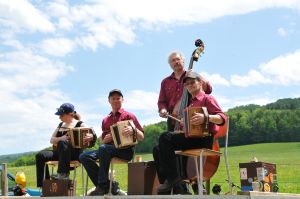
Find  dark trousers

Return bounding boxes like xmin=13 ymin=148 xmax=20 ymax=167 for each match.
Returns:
xmin=167 ymin=118 xmax=175 ymax=132
xmin=35 ymin=140 xmax=81 ymax=187
xmin=152 ymin=145 xmax=166 ymax=184
xmin=158 ymin=132 xmax=213 ymax=181
xmin=79 ymin=144 xmax=133 ymax=186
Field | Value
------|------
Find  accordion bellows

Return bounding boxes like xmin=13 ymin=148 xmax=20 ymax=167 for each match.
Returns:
xmin=110 ymin=120 xmax=138 ymax=149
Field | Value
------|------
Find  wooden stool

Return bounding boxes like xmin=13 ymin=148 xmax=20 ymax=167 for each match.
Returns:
xmin=175 ymin=149 xmax=222 ymax=195
xmin=43 ymin=160 xmax=85 ymax=196
xmin=175 ymin=117 xmax=232 ymax=195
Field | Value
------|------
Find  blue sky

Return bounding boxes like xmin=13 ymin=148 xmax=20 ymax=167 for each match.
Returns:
xmin=0 ymin=0 xmax=300 ymax=155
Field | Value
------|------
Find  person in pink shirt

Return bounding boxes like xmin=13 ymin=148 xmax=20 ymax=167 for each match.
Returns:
xmin=157 ymin=71 xmax=226 ymax=194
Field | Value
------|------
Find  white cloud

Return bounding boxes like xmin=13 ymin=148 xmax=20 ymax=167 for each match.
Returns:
xmin=231 ymin=69 xmax=271 ymax=87
xmin=0 ymin=50 xmax=74 ymax=155
xmin=200 ymin=72 xmax=230 ymax=86
xmin=277 ymin=27 xmax=287 ymax=36
xmin=95 ymin=90 xmax=160 ymax=126
xmin=123 ymin=90 xmax=158 ymax=112
xmin=0 ymin=0 xmax=55 ymax=32
xmin=39 ymin=38 xmax=76 ymax=57
xmin=13 ymin=0 xmax=296 ymax=52
xmin=230 ymin=50 xmax=300 ymax=87
xmin=2 ymin=0 xmax=300 ymax=53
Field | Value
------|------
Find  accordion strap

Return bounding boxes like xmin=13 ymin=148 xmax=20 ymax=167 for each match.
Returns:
xmin=128 ymin=120 xmax=137 ymax=142
xmin=202 ymin=107 xmax=209 ymax=135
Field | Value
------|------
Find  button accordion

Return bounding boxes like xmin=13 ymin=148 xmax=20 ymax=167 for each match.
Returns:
xmin=69 ymin=127 xmax=95 ymax=149
xmin=183 ymin=106 xmax=209 ymax=138
xmin=110 ymin=120 xmax=138 ymax=149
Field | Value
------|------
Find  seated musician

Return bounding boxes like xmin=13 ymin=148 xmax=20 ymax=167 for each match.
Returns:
xmin=79 ymin=89 xmax=144 ymax=196
xmin=157 ymin=72 xmax=226 ymax=194
xmin=35 ymin=103 xmax=96 ymax=187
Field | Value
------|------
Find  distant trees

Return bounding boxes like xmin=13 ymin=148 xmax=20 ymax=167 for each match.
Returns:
xmin=228 ymin=98 xmax=300 ymax=146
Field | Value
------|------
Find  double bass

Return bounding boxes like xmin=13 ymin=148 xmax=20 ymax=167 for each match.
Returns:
xmin=170 ymin=39 xmax=221 ymax=186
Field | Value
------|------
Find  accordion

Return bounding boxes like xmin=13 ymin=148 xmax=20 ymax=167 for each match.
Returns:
xmin=183 ymin=106 xmax=209 ymax=138
xmin=69 ymin=127 xmax=95 ymax=149
xmin=110 ymin=120 xmax=138 ymax=149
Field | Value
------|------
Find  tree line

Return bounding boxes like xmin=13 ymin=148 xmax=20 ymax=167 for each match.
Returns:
xmin=6 ymin=97 xmax=300 ymax=166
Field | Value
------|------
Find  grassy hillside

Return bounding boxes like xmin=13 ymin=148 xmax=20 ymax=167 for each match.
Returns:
xmin=7 ymin=142 xmax=300 ymax=195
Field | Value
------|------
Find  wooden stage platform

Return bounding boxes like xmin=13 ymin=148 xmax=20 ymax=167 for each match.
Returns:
xmin=2 ymin=191 xmax=300 ymax=199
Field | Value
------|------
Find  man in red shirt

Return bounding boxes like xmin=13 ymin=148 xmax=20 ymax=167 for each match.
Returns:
xmin=158 ymin=51 xmax=212 ymax=131
xmin=80 ymin=89 xmax=144 ymax=195
xmin=157 ymin=71 xmax=226 ymax=194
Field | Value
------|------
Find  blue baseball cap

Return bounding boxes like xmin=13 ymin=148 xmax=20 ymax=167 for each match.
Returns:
xmin=55 ymin=103 xmax=75 ymax=115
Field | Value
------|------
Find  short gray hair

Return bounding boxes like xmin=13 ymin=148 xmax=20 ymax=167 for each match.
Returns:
xmin=168 ymin=51 xmax=185 ymax=64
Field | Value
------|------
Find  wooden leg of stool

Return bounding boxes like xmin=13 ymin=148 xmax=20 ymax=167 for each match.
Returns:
xmin=81 ymin=165 xmax=84 ymax=196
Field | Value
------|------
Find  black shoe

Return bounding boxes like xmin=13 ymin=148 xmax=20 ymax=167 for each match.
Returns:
xmin=173 ymin=182 xmax=192 ymax=195
xmin=111 ymin=181 xmax=120 ymax=195
xmin=157 ymin=176 xmax=181 ymax=194
xmin=90 ymin=183 xmax=109 ymax=196
xmin=192 ymin=183 xmax=206 ymax=195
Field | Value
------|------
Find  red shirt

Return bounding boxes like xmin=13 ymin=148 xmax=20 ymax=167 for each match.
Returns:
xmin=158 ymin=71 xmax=213 ymax=112
xmin=101 ymin=108 xmax=143 ymax=142
xmin=158 ymin=72 xmax=186 ymax=112
xmin=189 ymin=91 xmax=226 ymax=134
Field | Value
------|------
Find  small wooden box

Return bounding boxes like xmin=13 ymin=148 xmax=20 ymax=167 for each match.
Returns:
xmin=128 ymin=161 xmax=160 ymax=195
xmin=239 ymin=161 xmax=278 ymax=192
xmin=42 ymin=179 xmax=75 ymax=196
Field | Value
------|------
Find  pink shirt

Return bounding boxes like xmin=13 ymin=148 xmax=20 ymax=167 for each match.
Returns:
xmin=189 ymin=91 xmax=226 ymax=134
xmin=101 ymin=108 xmax=143 ymax=142
xmin=158 ymin=71 xmax=212 ymax=112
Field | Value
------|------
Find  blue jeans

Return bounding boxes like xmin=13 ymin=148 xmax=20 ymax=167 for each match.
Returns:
xmin=79 ymin=144 xmax=133 ymax=186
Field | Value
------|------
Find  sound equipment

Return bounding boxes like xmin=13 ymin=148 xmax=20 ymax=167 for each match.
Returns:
xmin=69 ymin=127 xmax=95 ymax=149
xmin=42 ymin=179 xmax=75 ymax=196
xmin=239 ymin=161 xmax=278 ymax=192
xmin=110 ymin=120 xmax=138 ymax=149
xmin=128 ymin=161 xmax=160 ymax=195
xmin=183 ymin=106 xmax=209 ymax=137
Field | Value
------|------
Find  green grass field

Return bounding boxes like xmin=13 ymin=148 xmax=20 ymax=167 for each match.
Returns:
xmin=7 ymin=142 xmax=300 ymax=195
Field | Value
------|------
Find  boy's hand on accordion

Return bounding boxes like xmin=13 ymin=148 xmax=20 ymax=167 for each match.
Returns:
xmin=190 ymin=112 xmax=205 ymax=125
xmin=60 ymin=134 xmax=69 ymax=141
xmin=103 ymin=133 xmax=113 ymax=144
xmin=83 ymin=133 xmax=93 ymax=145
xmin=122 ymin=125 xmax=134 ymax=137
